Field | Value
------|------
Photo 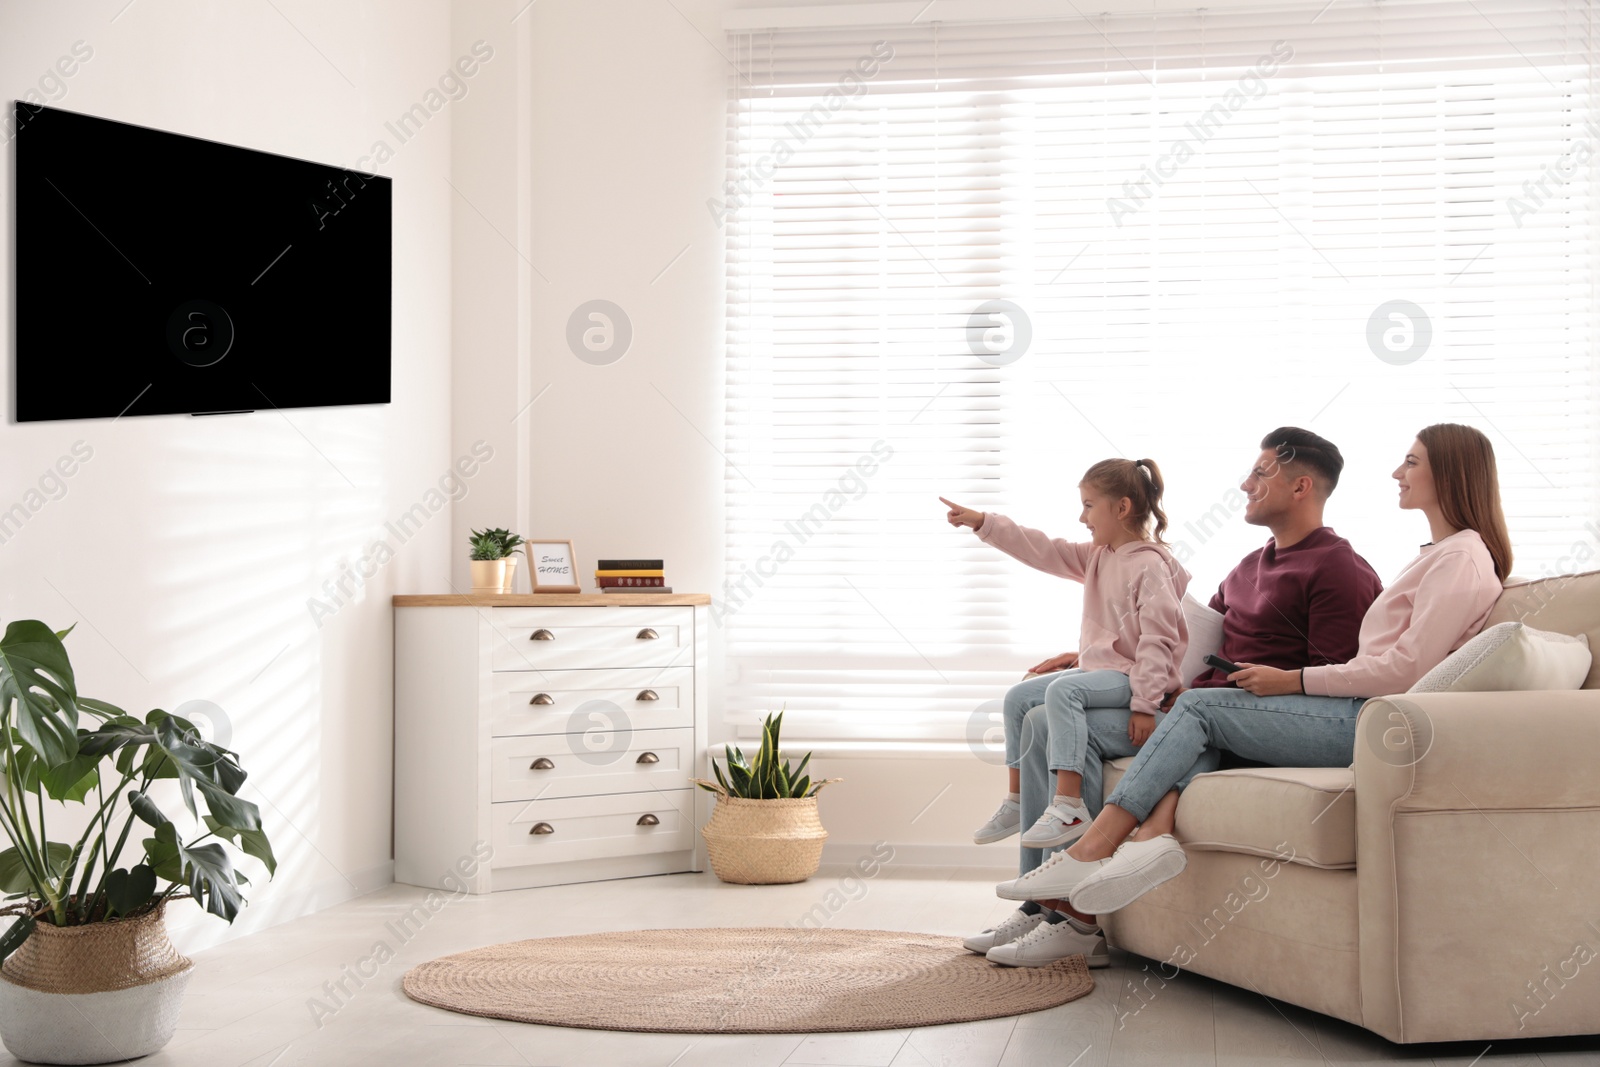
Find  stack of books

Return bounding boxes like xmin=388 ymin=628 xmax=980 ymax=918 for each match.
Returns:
xmin=596 ymin=559 xmax=670 ymax=594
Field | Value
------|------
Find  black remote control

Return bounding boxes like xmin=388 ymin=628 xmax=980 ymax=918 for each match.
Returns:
xmin=1203 ymin=653 xmax=1244 ymax=675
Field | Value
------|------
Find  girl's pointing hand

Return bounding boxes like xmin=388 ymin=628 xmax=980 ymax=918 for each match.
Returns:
xmin=939 ymin=496 xmax=985 ymax=530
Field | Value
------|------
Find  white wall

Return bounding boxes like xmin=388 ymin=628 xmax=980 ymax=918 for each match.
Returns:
xmin=446 ymin=0 xmax=1007 ymax=871
xmin=0 ymin=0 xmax=460 ymax=950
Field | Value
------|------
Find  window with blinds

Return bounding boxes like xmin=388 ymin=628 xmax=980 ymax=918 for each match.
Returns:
xmin=721 ymin=0 xmax=1600 ymax=743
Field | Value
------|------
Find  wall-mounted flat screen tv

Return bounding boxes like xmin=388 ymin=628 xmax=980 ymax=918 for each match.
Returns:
xmin=14 ymin=103 xmax=391 ymax=421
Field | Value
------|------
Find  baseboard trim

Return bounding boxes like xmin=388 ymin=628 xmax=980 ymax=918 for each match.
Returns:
xmin=166 ymin=860 xmax=396 ymax=955
xmin=819 ymin=840 xmax=1013 ymax=872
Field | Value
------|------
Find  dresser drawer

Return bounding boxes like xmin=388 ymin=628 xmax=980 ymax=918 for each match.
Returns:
xmin=488 ymin=667 xmax=693 ymax=738
xmin=489 ymin=606 xmax=693 ymax=672
xmin=490 ymin=726 xmax=695 ymax=802
xmin=492 ymin=789 xmax=693 ymax=867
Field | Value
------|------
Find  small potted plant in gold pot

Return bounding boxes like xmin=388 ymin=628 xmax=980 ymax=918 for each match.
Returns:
xmin=468 ymin=530 xmax=506 ymax=595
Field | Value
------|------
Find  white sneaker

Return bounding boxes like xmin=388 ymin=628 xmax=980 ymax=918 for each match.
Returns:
xmin=1019 ymin=796 xmax=1091 ymax=848
xmin=961 ymin=907 xmax=1046 ymax=954
xmin=995 ymin=848 xmax=1107 ymax=901
xmin=973 ymin=797 xmax=1022 ymax=844
xmin=1069 ymin=834 xmax=1188 ymax=915
xmin=986 ymin=917 xmax=1111 ymax=968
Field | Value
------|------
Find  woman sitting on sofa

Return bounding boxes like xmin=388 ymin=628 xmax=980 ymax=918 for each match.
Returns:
xmin=1003 ymin=422 xmax=1512 ymax=920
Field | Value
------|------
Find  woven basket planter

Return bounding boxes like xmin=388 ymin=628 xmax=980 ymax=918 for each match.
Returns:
xmin=0 ymin=904 xmax=193 ymax=1065
xmin=700 ymin=794 xmax=830 ymax=885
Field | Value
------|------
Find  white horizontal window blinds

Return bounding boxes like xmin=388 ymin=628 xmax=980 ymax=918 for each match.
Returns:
xmin=723 ymin=0 xmax=1600 ymax=742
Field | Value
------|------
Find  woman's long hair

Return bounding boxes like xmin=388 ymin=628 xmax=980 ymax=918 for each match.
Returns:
xmin=1415 ymin=423 xmax=1513 ymax=581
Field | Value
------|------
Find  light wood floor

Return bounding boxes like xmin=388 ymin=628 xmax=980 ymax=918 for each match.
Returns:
xmin=34 ymin=865 xmax=1596 ymax=1067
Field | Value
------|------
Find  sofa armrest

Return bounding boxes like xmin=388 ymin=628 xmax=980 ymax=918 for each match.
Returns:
xmin=1354 ymin=689 xmax=1600 ymax=1042
xmin=1355 ymin=689 xmax=1600 ymax=811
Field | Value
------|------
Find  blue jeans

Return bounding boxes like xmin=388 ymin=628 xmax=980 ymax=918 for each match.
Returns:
xmin=1106 ymin=687 xmax=1367 ymax=821
xmin=1009 ymin=673 xmax=1220 ymax=877
xmin=1002 ymin=669 xmax=1135 ymax=772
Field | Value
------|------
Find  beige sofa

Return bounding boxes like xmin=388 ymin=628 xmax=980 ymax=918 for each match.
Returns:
xmin=1099 ymin=568 xmax=1600 ymax=1043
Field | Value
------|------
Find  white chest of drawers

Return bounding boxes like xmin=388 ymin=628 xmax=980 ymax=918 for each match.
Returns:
xmin=393 ymin=594 xmax=710 ymax=893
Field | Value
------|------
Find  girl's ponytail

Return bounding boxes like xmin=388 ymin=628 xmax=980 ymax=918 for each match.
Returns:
xmin=1135 ymin=459 xmax=1169 ymax=544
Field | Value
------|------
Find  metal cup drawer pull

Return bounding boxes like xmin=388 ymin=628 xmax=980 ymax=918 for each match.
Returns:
xmin=528 ymin=693 xmax=555 ymax=706
xmin=636 ymin=689 xmax=659 ymax=702
xmin=528 ymin=822 xmax=555 ymax=835
xmin=529 ymin=628 xmax=555 ymax=641
xmin=636 ymin=628 xmax=659 ymax=640
xmin=529 ymin=757 xmax=555 ymax=770
xmin=636 ymin=814 xmax=660 ymax=827
xmin=636 ymin=752 xmax=660 ymax=764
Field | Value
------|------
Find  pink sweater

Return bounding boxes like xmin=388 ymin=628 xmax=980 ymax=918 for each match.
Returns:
xmin=976 ymin=512 xmax=1191 ymax=714
xmin=1301 ymin=529 xmax=1502 ymax=698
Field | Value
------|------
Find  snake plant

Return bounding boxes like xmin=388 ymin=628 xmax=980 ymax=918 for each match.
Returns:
xmin=695 ymin=711 xmax=838 ymax=800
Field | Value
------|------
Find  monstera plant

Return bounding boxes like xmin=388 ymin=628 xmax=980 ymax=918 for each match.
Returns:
xmin=0 ymin=620 xmax=274 ymax=1063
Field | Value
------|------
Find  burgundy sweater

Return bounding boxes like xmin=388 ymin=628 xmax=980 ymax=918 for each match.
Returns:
xmin=1190 ymin=527 xmax=1384 ymax=689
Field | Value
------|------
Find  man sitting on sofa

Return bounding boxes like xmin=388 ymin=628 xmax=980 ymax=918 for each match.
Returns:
xmin=970 ymin=427 xmax=1385 ymax=967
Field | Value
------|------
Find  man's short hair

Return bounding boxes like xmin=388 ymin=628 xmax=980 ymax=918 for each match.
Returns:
xmin=1260 ymin=427 xmax=1344 ymax=496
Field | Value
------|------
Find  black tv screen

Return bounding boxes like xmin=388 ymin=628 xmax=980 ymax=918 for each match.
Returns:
xmin=14 ymin=104 xmax=391 ymax=421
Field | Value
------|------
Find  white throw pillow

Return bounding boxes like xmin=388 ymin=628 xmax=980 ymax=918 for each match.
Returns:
xmin=1179 ymin=594 xmax=1225 ymax=688
xmin=1408 ymin=621 xmax=1592 ymax=693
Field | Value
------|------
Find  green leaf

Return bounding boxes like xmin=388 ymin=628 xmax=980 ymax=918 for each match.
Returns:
xmin=197 ymin=782 xmax=261 ymax=833
xmin=181 ymin=842 xmax=242 ymax=922
xmin=711 ymin=760 xmax=731 ymax=795
xmin=40 ymin=753 xmax=99 ymax=803
xmin=0 ymin=621 xmax=81 ymax=765
xmin=236 ymin=829 xmax=274 ymax=877
xmin=0 ymin=843 xmax=73 ymax=894
xmin=129 ymin=792 xmax=169 ymax=828
xmin=76 ymin=697 xmax=127 ymax=722
xmin=792 ymin=775 xmax=811 ymax=798
xmin=148 ymin=714 xmax=247 ymax=820
xmin=4 ymin=732 xmax=41 ymax=793
xmin=104 ymin=865 xmax=157 ymax=918
xmin=0 ymin=916 xmax=35 ymax=963
xmin=204 ymin=816 xmax=277 ymax=878
xmin=78 ymin=717 xmax=155 ymax=776
xmin=143 ymin=823 xmax=182 ymax=883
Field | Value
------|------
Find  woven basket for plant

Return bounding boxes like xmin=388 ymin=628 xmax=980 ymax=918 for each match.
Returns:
xmin=1 ymin=904 xmax=190 ymax=996
xmin=700 ymin=794 xmax=830 ymax=885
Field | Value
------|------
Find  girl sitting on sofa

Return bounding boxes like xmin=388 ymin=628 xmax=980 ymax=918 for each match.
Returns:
xmin=940 ymin=457 xmax=1191 ymax=854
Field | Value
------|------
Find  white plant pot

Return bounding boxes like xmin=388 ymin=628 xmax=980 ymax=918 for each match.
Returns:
xmin=0 ymin=964 xmax=193 ymax=1065
xmin=470 ymin=558 xmax=506 ymax=595
xmin=0 ymin=905 xmax=192 ymax=1065
xmin=501 ymin=554 xmax=519 ymax=594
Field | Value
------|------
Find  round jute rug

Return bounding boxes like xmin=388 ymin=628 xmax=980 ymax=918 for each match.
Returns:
xmin=401 ymin=927 xmax=1093 ymax=1034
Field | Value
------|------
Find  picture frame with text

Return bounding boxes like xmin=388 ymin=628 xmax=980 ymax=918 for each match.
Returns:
xmin=526 ymin=539 xmax=581 ymax=593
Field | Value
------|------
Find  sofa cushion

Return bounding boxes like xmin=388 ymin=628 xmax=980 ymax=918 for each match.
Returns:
xmin=1409 ymin=620 xmax=1591 ymax=693
xmin=1485 ymin=568 xmax=1600 ymax=689
xmin=1178 ymin=594 xmax=1224 ymax=688
xmin=1103 ymin=758 xmax=1356 ymax=869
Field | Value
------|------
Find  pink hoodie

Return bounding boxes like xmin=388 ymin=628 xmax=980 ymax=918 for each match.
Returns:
xmin=1301 ymin=528 xmax=1502 ymax=698
xmin=976 ymin=512 xmax=1191 ymax=714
